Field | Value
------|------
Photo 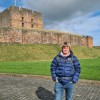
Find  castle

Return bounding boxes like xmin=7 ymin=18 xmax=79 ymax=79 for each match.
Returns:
xmin=0 ymin=6 xmax=93 ymax=47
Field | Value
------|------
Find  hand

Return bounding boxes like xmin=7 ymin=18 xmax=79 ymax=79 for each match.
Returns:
xmin=52 ymin=77 xmax=56 ymax=81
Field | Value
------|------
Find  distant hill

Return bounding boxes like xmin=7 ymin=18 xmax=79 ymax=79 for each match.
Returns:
xmin=0 ymin=44 xmax=100 ymax=61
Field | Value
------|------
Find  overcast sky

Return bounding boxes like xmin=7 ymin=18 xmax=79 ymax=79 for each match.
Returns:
xmin=0 ymin=0 xmax=100 ymax=46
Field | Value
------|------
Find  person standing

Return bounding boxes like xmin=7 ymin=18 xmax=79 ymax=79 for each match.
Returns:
xmin=50 ymin=42 xmax=81 ymax=100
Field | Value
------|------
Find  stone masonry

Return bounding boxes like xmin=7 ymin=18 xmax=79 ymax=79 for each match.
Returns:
xmin=0 ymin=6 xmax=43 ymax=30
xmin=0 ymin=6 xmax=93 ymax=47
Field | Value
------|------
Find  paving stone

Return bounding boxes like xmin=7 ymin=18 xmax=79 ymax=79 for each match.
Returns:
xmin=0 ymin=75 xmax=100 ymax=100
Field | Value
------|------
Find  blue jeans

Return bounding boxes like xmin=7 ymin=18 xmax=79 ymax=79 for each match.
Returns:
xmin=54 ymin=82 xmax=74 ymax=100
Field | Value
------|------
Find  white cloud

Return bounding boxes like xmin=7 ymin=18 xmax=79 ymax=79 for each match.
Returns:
xmin=44 ymin=13 xmax=100 ymax=45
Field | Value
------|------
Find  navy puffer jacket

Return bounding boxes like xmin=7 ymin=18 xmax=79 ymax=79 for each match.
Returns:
xmin=50 ymin=51 xmax=81 ymax=85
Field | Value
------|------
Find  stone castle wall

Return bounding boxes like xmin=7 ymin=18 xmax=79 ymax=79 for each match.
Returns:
xmin=0 ymin=28 xmax=93 ymax=47
xmin=0 ymin=6 xmax=93 ymax=47
xmin=0 ymin=9 xmax=11 ymax=28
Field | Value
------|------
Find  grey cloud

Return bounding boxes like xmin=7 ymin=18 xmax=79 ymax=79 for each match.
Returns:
xmin=23 ymin=0 xmax=100 ymax=22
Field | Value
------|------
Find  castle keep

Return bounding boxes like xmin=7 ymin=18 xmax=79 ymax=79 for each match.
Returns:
xmin=0 ymin=6 xmax=43 ymax=30
xmin=0 ymin=6 xmax=93 ymax=47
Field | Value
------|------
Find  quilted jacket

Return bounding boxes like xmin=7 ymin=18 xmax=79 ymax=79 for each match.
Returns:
xmin=50 ymin=50 xmax=81 ymax=85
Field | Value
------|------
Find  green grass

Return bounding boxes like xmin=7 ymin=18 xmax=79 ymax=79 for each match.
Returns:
xmin=79 ymin=58 xmax=100 ymax=80
xmin=0 ymin=44 xmax=60 ymax=61
xmin=0 ymin=44 xmax=100 ymax=80
xmin=0 ymin=61 xmax=51 ymax=75
xmin=0 ymin=58 xmax=100 ymax=81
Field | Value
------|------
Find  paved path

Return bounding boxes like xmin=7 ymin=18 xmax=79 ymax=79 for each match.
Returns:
xmin=0 ymin=75 xmax=100 ymax=100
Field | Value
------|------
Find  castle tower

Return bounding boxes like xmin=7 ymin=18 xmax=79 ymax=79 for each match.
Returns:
xmin=86 ymin=36 xmax=93 ymax=47
xmin=0 ymin=6 xmax=43 ymax=30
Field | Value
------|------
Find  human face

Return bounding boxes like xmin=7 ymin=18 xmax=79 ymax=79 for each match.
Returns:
xmin=62 ymin=46 xmax=70 ymax=55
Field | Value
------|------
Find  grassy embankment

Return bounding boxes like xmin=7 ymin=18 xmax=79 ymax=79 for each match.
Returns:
xmin=0 ymin=44 xmax=100 ymax=80
xmin=0 ymin=44 xmax=100 ymax=61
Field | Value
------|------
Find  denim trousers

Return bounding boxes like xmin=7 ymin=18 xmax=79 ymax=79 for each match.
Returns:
xmin=54 ymin=82 xmax=74 ymax=100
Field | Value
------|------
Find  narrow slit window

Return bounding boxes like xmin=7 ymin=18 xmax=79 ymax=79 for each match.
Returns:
xmin=31 ymin=19 xmax=33 ymax=23
xmin=22 ymin=17 xmax=24 ymax=21
xmin=31 ymin=24 xmax=33 ymax=28
xmin=22 ymin=23 xmax=24 ymax=27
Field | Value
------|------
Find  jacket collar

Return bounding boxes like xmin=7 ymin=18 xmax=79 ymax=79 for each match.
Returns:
xmin=58 ymin=50 xmax=73 ymax=58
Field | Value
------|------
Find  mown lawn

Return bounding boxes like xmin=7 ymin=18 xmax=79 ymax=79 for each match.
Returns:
xmin=0 ymin=58 xmax=100 ymax=81
xmin=0 ymin=61 xmax=51 ymax=75
xmin=79 ymin=58 xmax=100 ymax=80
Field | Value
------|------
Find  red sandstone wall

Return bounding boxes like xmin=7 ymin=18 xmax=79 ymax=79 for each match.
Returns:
xmin=0 ymin=28 xmax=22 ymax=43
xmin=0 ymin=28 xmax=93 ymax=47
xmin=86 ymin=36 xmax=93 ymax=47
xmin=0 ymin=9 xmax=11 ymax=28
xmin=0 ymin=6 xmax=43 ymax=30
